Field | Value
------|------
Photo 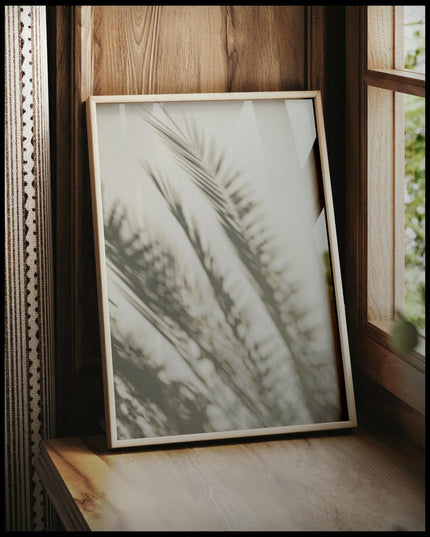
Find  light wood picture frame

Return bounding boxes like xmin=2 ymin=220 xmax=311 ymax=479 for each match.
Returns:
xmin=86 ymin=91 xmax=357 ymax=449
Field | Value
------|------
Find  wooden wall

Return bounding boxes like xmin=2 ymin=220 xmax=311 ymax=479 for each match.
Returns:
xmin=47 ymin=5 xmax=343 ymax=437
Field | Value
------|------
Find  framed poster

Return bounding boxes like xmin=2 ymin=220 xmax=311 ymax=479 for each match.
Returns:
xmin=86 ymin=91 xmax=357 ymax=449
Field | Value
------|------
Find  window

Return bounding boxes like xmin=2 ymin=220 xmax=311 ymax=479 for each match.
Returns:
xmin=345 ymin=6 xmax=425 ymax=415
xmin=367 ymin=6 xmax=425 ymax=349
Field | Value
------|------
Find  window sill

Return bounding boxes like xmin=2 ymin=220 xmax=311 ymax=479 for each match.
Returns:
xmin=352 ymin=321 xmax=425 ymax=415
xmin=369 ymin=319 xmax=425 ymax=368
xmin=35 ymin=431 xmax=425 ymax=531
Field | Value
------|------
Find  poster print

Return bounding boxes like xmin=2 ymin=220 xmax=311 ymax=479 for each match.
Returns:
xmin=86 ymin=91 xmax=357 ymax=448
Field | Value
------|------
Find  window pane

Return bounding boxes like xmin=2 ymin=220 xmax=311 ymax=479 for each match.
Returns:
xmin=404 ymin=5 xmax=425 ymax=74
xmin=404 ymin=93 xmax=425 ymax=332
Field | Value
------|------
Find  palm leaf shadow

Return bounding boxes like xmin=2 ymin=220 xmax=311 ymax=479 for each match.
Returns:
xmin=143 ymin=164 xmax=299 ymax=421
xmin=138 ymin=104 xmax=342 ymax=422
xmin=111 ymin=331 xmax=211 ymax=439
xmin=104 ymin=206 xmax=291 ymax=430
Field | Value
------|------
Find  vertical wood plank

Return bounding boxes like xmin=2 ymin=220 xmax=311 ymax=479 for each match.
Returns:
xmin=307 ymin=6 xmax=327 ymax=104
xmin=394 ymin=7 xmax=404 ymax=69
xmin=47 ymin=6 xmax=75 ymax=436
xmin=366 ymin=7 xmax=398 ymax=323
xmin=155 ymin=6 xmax=230 ymax=93
xmin=91 ymin=6 xmax=162 ymax=95
xmin=367 ymin=86 xmax=395 ymax=321
xmin=344 ymin=6 xmax=367 ymax=334
xmin=219 ymin=6 xmax=306 ymax=92
xmin=367 ymin=6 xmax=395 ymax=70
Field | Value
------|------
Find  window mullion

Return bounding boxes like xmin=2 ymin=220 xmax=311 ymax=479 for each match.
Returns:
xmin=367 ymin=85 xmax=395 ymax=323
xmin=394 ymin=6 xmax=404 ymax=70
xmin=363 ymin=69 xmax=425 ymax=97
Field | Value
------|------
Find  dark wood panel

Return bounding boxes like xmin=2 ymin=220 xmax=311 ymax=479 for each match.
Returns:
xmin=216 ymin=5 xmax=306 ymax=92
xmin=47 ymin=6 xmax=77 ymax=437
xmin=307 ymin=5 xmax=327 ymax=100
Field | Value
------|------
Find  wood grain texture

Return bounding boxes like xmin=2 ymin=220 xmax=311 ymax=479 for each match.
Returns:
xmin=36 ymin=432 xmax=425 ymax=531
xmin=367 ymin=6 xmax=394 ymax=70
xmin=87 ymin=6 xmax=306 ymax=96
xmin=364 ymin=69 xmax=426 ymax=97
xmin=307 ymin=6 xmax=327 ymax=103
xmin=367 ymin=86 xmax=395 ymax=321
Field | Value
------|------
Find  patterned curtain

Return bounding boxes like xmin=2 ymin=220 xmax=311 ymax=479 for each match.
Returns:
xmin=4 ymin=5 xmax=56 ymax=531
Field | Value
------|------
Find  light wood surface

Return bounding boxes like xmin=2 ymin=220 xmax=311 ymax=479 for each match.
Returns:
xmin=35 ymin=430 xmax=425 ymax=532
xmin=367 ymin=84 xmax=395 ymax=322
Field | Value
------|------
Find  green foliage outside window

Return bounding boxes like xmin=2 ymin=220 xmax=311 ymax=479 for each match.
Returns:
xmin=404 ymin=94 xmax=425 ymax=332
xmin=403 ymin=9 xmax=425 ymax=333
xmin=391 ymin=8 xmax=425 ymax=353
